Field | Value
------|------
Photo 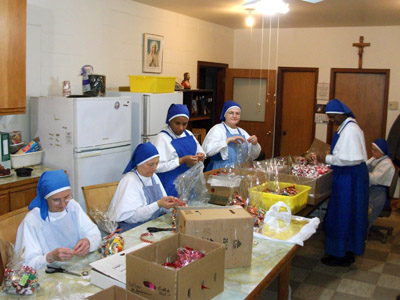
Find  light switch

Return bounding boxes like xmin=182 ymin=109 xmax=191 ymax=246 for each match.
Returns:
xmin=389 ymin=101 xmax=398 ymax=110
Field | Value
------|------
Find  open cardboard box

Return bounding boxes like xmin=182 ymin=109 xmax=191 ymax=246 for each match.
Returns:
xmin=126 ymin=233 xmax=225 ymax=300
xmin=87 ymin=285 xmax=147 ymax=300
xmin=177 ymin=206 xmax=253 ymax=268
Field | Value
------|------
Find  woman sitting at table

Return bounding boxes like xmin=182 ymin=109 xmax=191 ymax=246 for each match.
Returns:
xmin=367 ymin=138 xmax=395 ymax=230
xmin=202 ymin=100 xmax=261 ymax=171
xmin=152 ymin=104 xmax=205 ymax=197
xmin=15 ymin=170 xmax=101 ymax=270
xmin=107 ymin=143 xmax=179 ymax=232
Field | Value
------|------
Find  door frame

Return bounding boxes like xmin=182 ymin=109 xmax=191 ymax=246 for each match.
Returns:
xmin=275 ymin=67 xmax=319 ymax=156
xmin=327 ymin=68 xmax=390 ymax=144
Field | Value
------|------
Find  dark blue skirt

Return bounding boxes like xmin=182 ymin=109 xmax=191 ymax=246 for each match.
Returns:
xmin=324 ymin=162 xmax=369 ymax=257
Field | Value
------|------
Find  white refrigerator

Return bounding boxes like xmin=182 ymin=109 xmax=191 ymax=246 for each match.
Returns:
xmin=108 ymin=92 xmax=183 ymax=151
xmin=30 ymin=96 xmax=132 ymax=211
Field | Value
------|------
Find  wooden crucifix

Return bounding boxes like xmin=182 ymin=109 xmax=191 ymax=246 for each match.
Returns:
xmin=352 ymin=36 xmax=370 ymax=69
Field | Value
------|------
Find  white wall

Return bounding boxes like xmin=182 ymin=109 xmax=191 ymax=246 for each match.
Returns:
xmin=233 ymin=25 xmax=400 ymax=141
xmin=0 ymin=0 xmax=234 ymax=141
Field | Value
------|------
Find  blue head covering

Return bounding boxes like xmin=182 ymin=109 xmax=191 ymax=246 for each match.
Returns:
xmin=123 ymin=143 xmax=160 ymax=174
xmin=373 ymin=138 xmax=391 ymax=157
xmin=165 ymin=104 xmax=189 ymax=125
xmin=220 ymin=100 xmax=241 ymax=121
xmin=325 ymin=99 xmax=356 ymax=118
xmin=28 ymin=170 xmax=71 ymax=221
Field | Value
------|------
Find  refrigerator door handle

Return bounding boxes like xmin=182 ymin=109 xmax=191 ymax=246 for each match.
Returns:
xmin=78 ymin=151 xmax=102 ymax=158
xmin=143 ymin=94 xmax=150 ymax=136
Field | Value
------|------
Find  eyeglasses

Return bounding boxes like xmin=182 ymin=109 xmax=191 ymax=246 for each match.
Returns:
xmin=48 ymin=194 xmax=73 ymax=205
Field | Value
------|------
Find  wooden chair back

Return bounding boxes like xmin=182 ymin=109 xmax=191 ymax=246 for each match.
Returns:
xmin=0 ymin=206 xmax=29 ymax=246
xmin=82 ymin=181 xmax=119 ymax=216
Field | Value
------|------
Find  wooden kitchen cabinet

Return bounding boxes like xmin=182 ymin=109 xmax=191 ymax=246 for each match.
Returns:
xmin=0 ymin=0 xmax=27 ymax=115
xmin=0 ymin=177 xmax=39 ymax=216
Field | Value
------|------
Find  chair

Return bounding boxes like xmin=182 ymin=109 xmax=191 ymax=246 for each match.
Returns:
xmin=0 ymin=206 xmax=29 ymax=245
xmin=82 ymin=181 xmax=119 ymax=217
xmin=370 ymin=166 xmax=399 ymax=243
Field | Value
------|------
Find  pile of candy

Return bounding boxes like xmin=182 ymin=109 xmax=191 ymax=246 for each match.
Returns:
xmin=2 ymin=266 xmax=39 ymax=295
xmin=247 ymin=205 xmax=266 ymax=227
xmin=229 ymin=192 xmax=247 ymax=207
xmin=292 ymin=164 xmax=330 ymax=178
xmin=266 ymin=184 xmax=299 ymax=196
xmin=99 ymin=231 xmax=124 ymax=257
xmin=171 ymin=199 xmax=187 ymax=227
xmin=162 ymin=247 xmax=205 ymax=269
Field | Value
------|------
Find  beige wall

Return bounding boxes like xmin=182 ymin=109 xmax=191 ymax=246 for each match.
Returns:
xmin=233 ymin=26 xmax=400 ymax=140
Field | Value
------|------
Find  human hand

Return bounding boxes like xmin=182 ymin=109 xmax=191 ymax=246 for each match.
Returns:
xmin=73 ymin=238 xmax=90 ymax=257
xmin=180 ymin=155 xmax=199 ymax=167
xmin=247 ymin=135 xmax=258 ymax=145
xmin=46 ymin=247 xmax=74 ymax=263
xmin=157 ymin=196 xmax=179 ymax=209
xmin=196 ymin=152 xmax=205 ymax=162
xmin=227 ymin=136 xmax=246 ymax=144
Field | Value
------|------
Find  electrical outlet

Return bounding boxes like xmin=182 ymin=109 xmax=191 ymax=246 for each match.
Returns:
xmin=389 ymin=101 xmax=398 ymax=110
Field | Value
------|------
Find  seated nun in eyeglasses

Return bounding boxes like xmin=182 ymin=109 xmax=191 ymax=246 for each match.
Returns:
xmin=107 ymin=143 xmax=179 ymax=233
xmin=15 ymin=170 xmax=101 ymax=270
xmin=367 ymin=138 xmax=395 ymax=230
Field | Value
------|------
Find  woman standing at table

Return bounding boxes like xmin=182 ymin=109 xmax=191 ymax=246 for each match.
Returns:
xmin=107 ymin=143 xmax=179 ymax=232
xmin=152 ymin=104 xmax=205 ymax=197
xmin=15 ymin=170 xmax=101 ymax=270
xmin=319 ymin=99 xmax=369 ymax=267
xmin=202 ymin=100 xmax=261 ymax=171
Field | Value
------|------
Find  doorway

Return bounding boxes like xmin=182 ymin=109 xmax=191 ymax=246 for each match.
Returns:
xmin=328 ymin=68 xmax=390 ymax=158
xmin=275 ymin=67 xmax=319 ymax=157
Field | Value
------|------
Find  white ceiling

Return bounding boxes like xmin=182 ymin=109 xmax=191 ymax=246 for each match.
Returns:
xmin=131 ymin=0 xmax=400 ymax=29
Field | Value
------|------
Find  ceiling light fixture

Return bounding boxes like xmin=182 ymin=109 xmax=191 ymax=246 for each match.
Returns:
xmin=246 ymin=8 xmax=255 ymax=27
xmin=243 ymin=0 xmax=289 ymax=16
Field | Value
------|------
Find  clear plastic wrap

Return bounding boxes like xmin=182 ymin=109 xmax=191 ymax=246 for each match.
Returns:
xmin=174 ymin=162 xmax=209 ymax=206
xmin=2 ymin=245 xmax=39 ymax=295
xmin=89 ymin=209 xmax=118 ymax=234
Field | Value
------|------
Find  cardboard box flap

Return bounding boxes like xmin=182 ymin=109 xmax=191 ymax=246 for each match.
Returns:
xmin=308 ymin=138 xmax=330 ymax=155
xmin=87 ymin=285 xmax=147 ymax=300
xmin=179 ymin=206 xmax=251 ymax=221
xmin=206 ymin=174 xmax=242 ymax=187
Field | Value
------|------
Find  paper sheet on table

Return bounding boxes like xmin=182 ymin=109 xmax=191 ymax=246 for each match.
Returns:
xmin=89 ymin=242 xmax=148 ymax=283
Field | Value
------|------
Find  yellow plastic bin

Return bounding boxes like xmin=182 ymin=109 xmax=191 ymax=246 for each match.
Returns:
xmin=129 ymin=76 xmax=176 ymax=93
xmin=249 ymin=182 xmax=311 ymax=214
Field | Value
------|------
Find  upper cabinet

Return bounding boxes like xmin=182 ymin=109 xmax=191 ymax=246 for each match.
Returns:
xmin=0 ymin=0 xmax=26 ymax=115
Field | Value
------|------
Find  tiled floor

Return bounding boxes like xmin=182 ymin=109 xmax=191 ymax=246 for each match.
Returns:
xmin=257 ymin=199 xmax=400 ymax=300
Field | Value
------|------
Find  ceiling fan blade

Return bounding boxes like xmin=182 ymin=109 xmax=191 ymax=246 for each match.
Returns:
xmin=243 ymin=0 xmax=260 ymax=6
xmin=302 ymin=0 xmax=324 ymax=3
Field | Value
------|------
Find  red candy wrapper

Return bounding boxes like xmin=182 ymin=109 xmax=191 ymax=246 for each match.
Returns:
xmin=162 ymin=247 xmax=205 ymax=269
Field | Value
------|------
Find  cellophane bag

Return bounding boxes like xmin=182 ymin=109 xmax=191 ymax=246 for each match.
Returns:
xmin=2 ymin=244 xmax=39 ymax=295
xmin=174 ymin=161 xmax=209 ymax=206
xmin=89 ymin=209 xmax=124 ymax=257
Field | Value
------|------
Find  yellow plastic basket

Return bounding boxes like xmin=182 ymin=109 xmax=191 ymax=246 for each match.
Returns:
xmin=249 ymin=182 xmax=311 ymax=214
xmin=129 ymin=76 xmax=176 ymax=93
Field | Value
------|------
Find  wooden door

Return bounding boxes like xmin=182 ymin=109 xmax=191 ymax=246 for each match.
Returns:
xmin=328 ymin=69 xmax=390 ymax=157
xmin=225 ymin=69 xmax=276 ymax=158
xmin=275 ymin=67 xmax=318 ymax=156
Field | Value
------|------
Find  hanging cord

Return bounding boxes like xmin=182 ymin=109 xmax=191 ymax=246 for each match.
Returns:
xmin=266 ymin=15 xmax=272 ymax=106
xmin=271 ymin=13 xmax=281 ymax=157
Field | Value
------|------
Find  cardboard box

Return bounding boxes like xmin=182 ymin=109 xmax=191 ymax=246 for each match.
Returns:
xmin=204 ymin=173 xmax=242 ymax=205
xmin=177 ymin=206 xmax=253 ymax=269
xmin=278 ymin=170 xmax=333 ymax=205
xmin=126 ymin=233 xmax=225 ymax=300
xmin=87 ymin=285 xmax=147 ymax=300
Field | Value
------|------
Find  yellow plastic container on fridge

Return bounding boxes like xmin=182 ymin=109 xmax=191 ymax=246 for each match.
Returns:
xmin=129 ymin=76 xmax=176 ymax=93
xmin=250 ymin=182 xmax=311 ymax=214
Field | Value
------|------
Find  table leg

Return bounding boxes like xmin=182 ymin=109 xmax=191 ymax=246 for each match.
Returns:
xmin=277 ymin=260 xmax=291 ymax=300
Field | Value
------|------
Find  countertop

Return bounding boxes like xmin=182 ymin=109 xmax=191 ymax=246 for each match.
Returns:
xmin=0 ymin=165 xmax=52 ymax=186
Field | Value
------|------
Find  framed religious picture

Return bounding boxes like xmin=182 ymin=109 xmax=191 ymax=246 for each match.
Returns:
xmin=143 ymin=33 xmax=163 ymax=73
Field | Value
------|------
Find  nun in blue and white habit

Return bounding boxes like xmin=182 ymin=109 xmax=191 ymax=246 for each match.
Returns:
xmin=202 ymin=100 xmax=261 ymax=171
xmin=320 ymin=99 xmax=369 ymax=267
xmin=107 ymin=143 xmax=179 ymax=232
xmin=367 ymin=138 xmax=395 ymax=229
xmin=15 ymin=170 xmax=101 ymax=270
xmin=152 ymin=104 xmax=205 ymax=197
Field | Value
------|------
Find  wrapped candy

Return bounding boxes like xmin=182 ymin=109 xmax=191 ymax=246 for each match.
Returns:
xmin=247 ymin=205 xmax=266 ymax=227
xmin=172 ymin=198 xmax=187 ymax=227
xmin=99 ymin=230 xmax=124 ymax=257
xmin=162 ymin=247 xmax=205 ymax=269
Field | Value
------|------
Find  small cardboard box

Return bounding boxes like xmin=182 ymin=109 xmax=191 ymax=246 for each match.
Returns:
xmin=177 ymin=206 xmax=253 ymax=269
xmin=87 ymin=285 xmax=147 ymax=300
xmin=204 ymin=173 xmax=242 ymax=205
xmin=126 ymin=233 xmax=225 ymax=300
xmin=0 ymin=132 xmax=11 ymax=171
